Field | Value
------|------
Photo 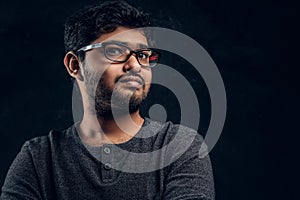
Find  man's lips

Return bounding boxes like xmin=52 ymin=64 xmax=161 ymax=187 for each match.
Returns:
xmin=118 ymin=76 xmax=144 ymax=87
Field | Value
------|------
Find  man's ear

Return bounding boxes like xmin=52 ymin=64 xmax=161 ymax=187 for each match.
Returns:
xmin=63 ymin=51 xmax=84 ymax=81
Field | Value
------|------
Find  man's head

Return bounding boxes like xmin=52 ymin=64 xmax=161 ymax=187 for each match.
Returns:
xmin=63 ymin=1 xmax=158 ymax=119
xmin=64 ymin=0 xmax=151 ymax=61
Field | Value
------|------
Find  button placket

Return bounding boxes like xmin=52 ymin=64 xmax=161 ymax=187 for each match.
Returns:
xmin=101 ymin=145 xmax=116 ymax=182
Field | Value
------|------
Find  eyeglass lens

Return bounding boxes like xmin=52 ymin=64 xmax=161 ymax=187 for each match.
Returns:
xmin=104 ymin=43 xmax=159 ymax=67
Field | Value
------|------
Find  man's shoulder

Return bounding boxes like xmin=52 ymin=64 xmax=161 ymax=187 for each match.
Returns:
xmin=145 ymin=117 xmax=197 ymax=132
xmin=23 ymin=124 xmax=76 ymax=153
xmin=144 ymin=118 xmax=204 ymax=150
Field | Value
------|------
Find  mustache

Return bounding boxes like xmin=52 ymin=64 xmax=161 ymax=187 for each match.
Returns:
xmin=115 ymin=73 xmax=145 ymax=85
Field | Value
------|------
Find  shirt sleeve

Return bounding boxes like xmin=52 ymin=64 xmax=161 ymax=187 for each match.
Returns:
xmin=163 ymin=133 xmax=215 ymax=200
xmin=1 ymin=142 xmax=42 ymax=200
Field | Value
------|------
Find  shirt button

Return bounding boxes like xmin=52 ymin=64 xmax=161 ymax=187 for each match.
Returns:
xmin=103 ymin=147 xmax=111 ymax=154
xmin=104 ymin=163 xmax=112 ymax=170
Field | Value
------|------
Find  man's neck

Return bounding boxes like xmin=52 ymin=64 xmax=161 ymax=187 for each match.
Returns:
xmin=78 ymin=111 xmax=144 ymax=146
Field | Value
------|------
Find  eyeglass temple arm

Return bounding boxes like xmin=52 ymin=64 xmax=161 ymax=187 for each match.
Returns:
xmin=77 ymin=43 xmax=103 ymax=52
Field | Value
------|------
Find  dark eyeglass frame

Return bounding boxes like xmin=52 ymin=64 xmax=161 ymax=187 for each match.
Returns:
xmin=77 ymin=42 xmax=160 ymax=68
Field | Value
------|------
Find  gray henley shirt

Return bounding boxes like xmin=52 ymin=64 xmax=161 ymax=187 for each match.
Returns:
xmin=1 ymin=118 xmax=215 ymax=200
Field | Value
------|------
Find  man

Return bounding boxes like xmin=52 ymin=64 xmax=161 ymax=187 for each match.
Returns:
xmin=1 ymin=1 xmax=215 ymax=199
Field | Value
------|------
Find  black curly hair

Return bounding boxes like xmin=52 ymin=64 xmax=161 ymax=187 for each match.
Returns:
xmin=64 ymin=0 xmax=151 ymax=61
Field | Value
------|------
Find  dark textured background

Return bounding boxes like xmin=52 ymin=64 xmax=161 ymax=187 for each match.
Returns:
xmin=0 ymin=0 xmax=298 ymax=199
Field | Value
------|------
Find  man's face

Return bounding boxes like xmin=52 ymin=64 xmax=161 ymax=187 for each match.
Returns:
xmin=81 ymin=27 xmax=152 ymax=118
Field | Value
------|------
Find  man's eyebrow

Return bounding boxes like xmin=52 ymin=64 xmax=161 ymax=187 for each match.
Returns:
xmin=107 ymin=40 xmax=148 ymax=49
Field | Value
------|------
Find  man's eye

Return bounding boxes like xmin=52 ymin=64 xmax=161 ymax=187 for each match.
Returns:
xmin=105 ymin=47 xmax=124 ymax=56
xmin=138 ymin=52 xmax=149 ymax=59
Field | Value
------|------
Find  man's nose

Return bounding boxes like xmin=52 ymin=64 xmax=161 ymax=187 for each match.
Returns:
xmin=123 ymin=54 xmax=141 ymax=73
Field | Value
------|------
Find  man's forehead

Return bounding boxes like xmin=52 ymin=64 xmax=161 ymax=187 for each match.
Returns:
xmin=95 ymin=27 xmax=148 ymax=47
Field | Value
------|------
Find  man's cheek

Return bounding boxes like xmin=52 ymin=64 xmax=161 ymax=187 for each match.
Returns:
xmin=143 ymin=71 xmax=152 ymax=84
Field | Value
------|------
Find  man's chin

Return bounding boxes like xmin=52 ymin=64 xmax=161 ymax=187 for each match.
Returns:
xmin=115 ymin=86 xmax=145 ymax=100
xmin=93 ymin=84 xmax=148 ymax=117
xmin=95 ymin=100 xmax=143 ymax=118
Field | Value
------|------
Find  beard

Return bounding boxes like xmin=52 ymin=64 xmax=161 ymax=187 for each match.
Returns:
xmin=82 ymin=63 xmax=148 ymax=119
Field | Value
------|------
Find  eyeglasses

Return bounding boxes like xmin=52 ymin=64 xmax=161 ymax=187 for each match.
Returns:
xmin=77 ymin=42 xmax=160 ymax=68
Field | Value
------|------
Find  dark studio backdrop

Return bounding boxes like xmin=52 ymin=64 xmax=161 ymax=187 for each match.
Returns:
xmin=0 ymin=0 xmax=298 ymax=199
